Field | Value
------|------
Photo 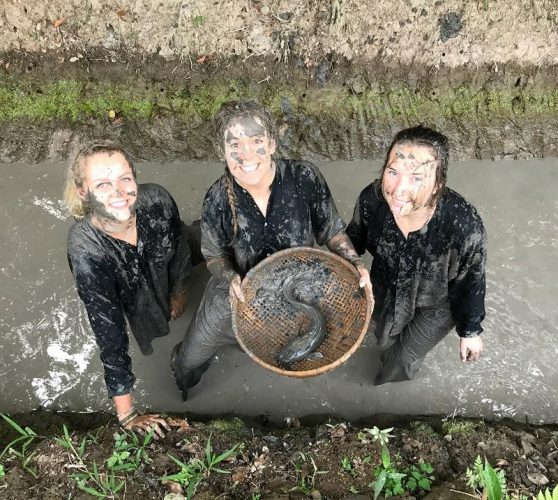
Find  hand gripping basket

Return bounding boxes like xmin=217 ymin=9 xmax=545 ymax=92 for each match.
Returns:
xmin=231 ymin=247 xmax=373 ymax=377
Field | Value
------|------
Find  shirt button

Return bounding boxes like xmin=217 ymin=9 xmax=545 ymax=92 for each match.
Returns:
xmin=264 ymin=222 xmax=268 ymax=227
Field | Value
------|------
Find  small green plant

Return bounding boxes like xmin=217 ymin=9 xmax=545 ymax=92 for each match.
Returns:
xmin=106 ymin=429 xmax=153 ymax=471
xmin=55 ymin=424 xmax=125 ymax=497
xmin=290 ymin=452 xmax=329 ymax=494
xmin=370 ymin=445 xmax=406 ymax=499
xmin=466 ymin=455 xmax=507 ymax=500
xmin=358 ymin=426 xmax=395 ymax=447
xmin=293 ymin=476 xmax=313 ymax=496
xmin=0 ymin=464 xmax=5 ymax=479
xmin=193 ymin=15 xmax=205 ymax=27
xmin=54 ymin=424 xmax=88 ymax=460
xmin=367 ymin=427 xmax=434 ymax=499
xmin=73 ymin=462 xmax=124 ymax=498
xmin=405 ymin=462 xmax=435 ymax=492
xmin=160 ymin=434 xmax=241 ymax=500
xmin=534 ymin=486 xmax=558 ymax=500
xmin=0 ymin=414 xmax=39 ymax=478
xmin=341 ymin=455 xmax=356 ymax=476
xmin=55 ymin=424 xmax=155 ymax=498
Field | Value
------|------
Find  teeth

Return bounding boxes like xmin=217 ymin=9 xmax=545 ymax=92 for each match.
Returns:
xmin=241 ymin=164 xmax=257 ymax=172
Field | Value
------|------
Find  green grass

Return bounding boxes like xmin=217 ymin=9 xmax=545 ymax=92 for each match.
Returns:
xmin=1 ymin=78 xmax=558 ymax=125
xmin=442 ymin=419 xmax=484 ymax=436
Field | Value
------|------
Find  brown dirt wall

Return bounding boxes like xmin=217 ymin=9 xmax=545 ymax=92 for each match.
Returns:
xmin=1 ymin=0 xmax=558 ymax=162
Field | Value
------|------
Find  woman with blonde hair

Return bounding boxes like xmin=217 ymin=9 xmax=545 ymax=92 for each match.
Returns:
xmin=65 ymin=141 xmax=199 ymax=436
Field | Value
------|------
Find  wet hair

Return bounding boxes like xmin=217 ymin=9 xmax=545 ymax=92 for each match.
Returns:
xmin=214 ymin=100 xmax=276 ymax=242
xmin=379 ymin=125 xmax=449 ymax=207
xmin=63 ymin=141 xmax=136 ymax=219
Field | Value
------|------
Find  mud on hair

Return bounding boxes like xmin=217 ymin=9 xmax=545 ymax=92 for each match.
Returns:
xmin=379 ymin=125 xmax=449 ymax=208
xmin=63 ymin=141 xmax=136 ymax=219
xmin=214 ymin=100 xmax=276 ymax=242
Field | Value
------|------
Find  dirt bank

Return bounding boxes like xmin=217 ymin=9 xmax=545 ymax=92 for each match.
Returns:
xmin=1 ymin=412 xmax=557 ymax=499
xmin=2 ymin=1 xmax=558 ymax=162
xmin=2 ymin=56 xmax=558 ymax=163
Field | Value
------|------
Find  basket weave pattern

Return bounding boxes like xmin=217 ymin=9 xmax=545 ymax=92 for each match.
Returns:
xmin=232 ymin=247 xmax=372 ymax=377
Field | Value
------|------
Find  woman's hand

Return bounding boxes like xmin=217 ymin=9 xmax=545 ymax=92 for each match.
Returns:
xmin=229 ymin=274 xmax=245 ymax=303
xmin=121 ymin=413 xmax=171 ymax=439
xmin=459 ymin=336 xmax=483 ymax=362
xmin=170 ymin=290 xmax=188 ymax=319
xmin=356 ymin=263 xmax=373 ymax=299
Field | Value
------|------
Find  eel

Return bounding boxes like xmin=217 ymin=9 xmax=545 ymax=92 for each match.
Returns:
xmin=276 ymin=270 xmax=328 ymax=369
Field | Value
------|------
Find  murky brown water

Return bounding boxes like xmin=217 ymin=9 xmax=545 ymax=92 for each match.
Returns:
xmin=1 ymin=158 xmax=557 ymax=423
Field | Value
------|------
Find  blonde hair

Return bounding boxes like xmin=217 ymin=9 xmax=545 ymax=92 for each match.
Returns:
xmin=63 ymin=141 xmax=136 ymax=219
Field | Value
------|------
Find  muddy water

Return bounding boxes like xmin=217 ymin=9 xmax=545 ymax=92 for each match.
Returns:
xmin=1 ymin=158 xmax=557 ymax=423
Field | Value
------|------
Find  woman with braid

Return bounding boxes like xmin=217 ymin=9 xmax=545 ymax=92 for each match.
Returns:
xmin=171 ymin=100 xmax=372 ymax=400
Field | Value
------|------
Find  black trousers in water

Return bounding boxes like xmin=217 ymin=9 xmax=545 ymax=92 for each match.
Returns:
xmin=172 ymin=276 xmax=237 ymax=389
xmin=374 ymin=307 xmax=455 ymax=385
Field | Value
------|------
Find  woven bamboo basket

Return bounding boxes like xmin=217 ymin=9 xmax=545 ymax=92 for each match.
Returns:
xmin=231 ymin=247 xmax=373 ymax=377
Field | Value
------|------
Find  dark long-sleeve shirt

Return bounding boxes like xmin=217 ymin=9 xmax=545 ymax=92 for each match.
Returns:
xmin=201 ymin=159 xmax=346 ymax=275
xmin=67 ymin=183 xmax=191 ymax=397
xmin=347 ymin=181 xmax=486 ymax=345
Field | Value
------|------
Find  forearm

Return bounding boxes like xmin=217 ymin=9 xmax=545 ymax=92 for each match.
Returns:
xmin=113 ymin=394 xmax=136 ymax=422
xmin=326 ymin=232 xmax=364 ymax=268
xmin=206 ymin=257 xmax=239 ymax=283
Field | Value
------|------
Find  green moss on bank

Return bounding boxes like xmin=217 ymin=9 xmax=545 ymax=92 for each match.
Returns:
xmin=1 ymin=78 xmax=558 ymax=124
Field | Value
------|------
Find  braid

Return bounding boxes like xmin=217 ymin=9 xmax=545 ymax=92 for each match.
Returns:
xmin=224 ymin=167 xmax=239 ymax=243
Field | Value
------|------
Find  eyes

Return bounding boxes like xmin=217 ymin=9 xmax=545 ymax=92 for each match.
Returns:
xmin=385 ymin=169 xmax=425 ymax=185
xmin=228 ymin=137 xmax=265 ymax=150
xmin=94 ymin=176 xmax=134 ymax=190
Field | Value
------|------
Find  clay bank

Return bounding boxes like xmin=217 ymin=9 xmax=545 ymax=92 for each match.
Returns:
xmin=1 ymin=0 xmax=558 ymax=163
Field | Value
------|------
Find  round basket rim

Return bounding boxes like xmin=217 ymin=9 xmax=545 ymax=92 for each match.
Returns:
xmin=231 ymin=246 xmax=373 ymax=378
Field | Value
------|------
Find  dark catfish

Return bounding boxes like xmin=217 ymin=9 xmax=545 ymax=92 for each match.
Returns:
xmin=276 ymin=270 xmax=328 ymax=369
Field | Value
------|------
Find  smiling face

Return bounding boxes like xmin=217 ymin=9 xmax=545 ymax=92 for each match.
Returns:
xmin=78 ymin=151 xmax=138 ymax=223
xmin=381 ymin=143 xmax=439 ymax=217
xmin=223 ymin=116 xmax=276 ymax=189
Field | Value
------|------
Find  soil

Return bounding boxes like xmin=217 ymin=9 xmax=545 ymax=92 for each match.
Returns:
xmin=1 ymin=412 xmax=557 ymax=499
xmin=2 ymin=1 xmax=558 ymax=163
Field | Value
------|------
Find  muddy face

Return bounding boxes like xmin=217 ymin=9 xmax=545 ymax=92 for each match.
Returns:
xmin=78 ymin=151 xmax=138 ymax=223
xmin=382 ymin=143 xmax=438 ymax=217
xmin=223 ymin=117 xmax=276 ymax=190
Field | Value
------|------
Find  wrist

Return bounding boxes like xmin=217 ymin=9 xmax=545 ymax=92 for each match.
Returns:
xmin=347 ymin=256 xmax=365 ymax=268
xmin=118 ymin=408 xmax=138 ymax=427
xmin=223 ymin=270 xmax=239 ymax=285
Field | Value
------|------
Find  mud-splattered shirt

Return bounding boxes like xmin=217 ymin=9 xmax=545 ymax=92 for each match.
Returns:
xmin=202 ymin=159 xmax=345 ymax=275
xmin=347 ymin=181 xmax=486 ymax=345
xmin=67 ymin=183 xmax=192 ymax=398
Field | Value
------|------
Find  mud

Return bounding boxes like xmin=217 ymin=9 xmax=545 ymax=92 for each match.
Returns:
xmin=2 ymin=56 xmax=558 ymax=163
xmin=2 ymin=0 xmax=558 ymax=163
xmin=1 ymin=412 xmax=557 ymax=499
